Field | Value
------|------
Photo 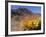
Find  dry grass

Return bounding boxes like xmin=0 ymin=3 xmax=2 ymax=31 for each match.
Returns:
xmin=11 ymin=14 xmax=41 ymax=31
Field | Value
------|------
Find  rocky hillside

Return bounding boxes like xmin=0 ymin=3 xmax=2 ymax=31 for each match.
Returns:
xmin=11 ymin=8 xmax=41 ymax=31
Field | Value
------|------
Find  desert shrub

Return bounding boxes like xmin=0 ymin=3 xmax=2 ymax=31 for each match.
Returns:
xmin=23 ymin=18 xmax=41 ymax=30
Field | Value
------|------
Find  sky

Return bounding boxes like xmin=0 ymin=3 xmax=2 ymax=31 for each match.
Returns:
xmin=11 ymin=5 xmax=41 ymax=14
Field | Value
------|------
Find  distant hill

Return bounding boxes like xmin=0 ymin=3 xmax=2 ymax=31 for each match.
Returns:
xmin=11 ymin=8 xmax=33 ymax=16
